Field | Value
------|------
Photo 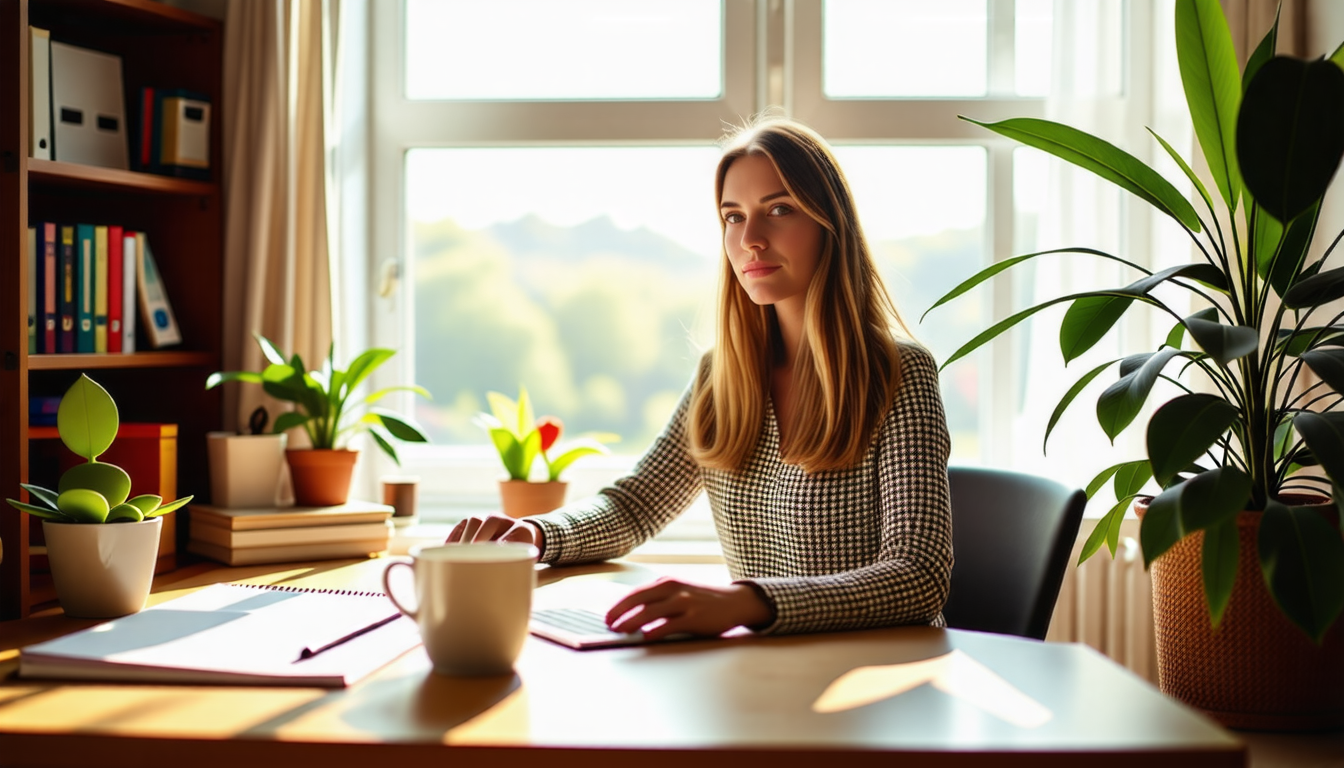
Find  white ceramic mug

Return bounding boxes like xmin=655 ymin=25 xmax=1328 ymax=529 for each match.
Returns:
xmin=383 ymin=542 xmax=538 ymax=676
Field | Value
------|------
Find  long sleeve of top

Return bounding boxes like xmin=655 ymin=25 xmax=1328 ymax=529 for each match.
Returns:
xmin=527 ymin=343 xmax=954 ymax=635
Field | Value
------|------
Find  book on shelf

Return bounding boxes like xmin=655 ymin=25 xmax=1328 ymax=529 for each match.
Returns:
xmin=136 ymin=86 xmax=211 ymax=180
xmin=75 ymin=223 xmax=94 ymax=353
xmin=28 ymin=26 xmax=51 ymax=160
xmin=190 ymin=519 xmax=392 ymax=550
xmin=188 ymin=500 xmax=394 ymax=531
xmin=27 ymin=227 xmax=36 ymax=353
xmin=50 ymin=41 xmax=129 ymax=170
xmin=107 ymin=224 xmax=124 ymax=352
xmin=18 ymin=582 xmax=421 ymax=688
xmin=137 ymin=237 xmax=181 ymax=348
xmin=38 ymin=222 xmax=57 ymax=353
xmin=187 ymin=537 xmax=391 ymax=567
xmin=121 ymin=231 xmax=138 ymax=352
xmin=93 ymin=225 xmax=109 ymax=353
xmin=58 ymin=224 xmax=75 ymax=353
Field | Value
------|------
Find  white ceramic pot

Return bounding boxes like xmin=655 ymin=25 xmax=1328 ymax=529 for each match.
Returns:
xmin=42 ymin=516 xmax=163 ymax=618
xmin=207 ymin=431 xmax=288 ymax=508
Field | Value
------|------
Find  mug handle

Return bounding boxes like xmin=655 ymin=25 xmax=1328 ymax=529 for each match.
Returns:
xmin=382 ymin=560 xmax=418 ymax=620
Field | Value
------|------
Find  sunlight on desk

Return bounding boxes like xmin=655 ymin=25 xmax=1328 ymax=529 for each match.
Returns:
xmin=812 ymin=649 xmax=1052 ymax=728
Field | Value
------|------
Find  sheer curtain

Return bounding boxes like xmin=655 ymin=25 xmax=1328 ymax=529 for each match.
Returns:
xmin=220 ymin=0 xmax=338 ymax=438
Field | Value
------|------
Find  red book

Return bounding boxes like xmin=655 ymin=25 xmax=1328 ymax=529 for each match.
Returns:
xmin=107 ymin=224 xmax=124 ymax=352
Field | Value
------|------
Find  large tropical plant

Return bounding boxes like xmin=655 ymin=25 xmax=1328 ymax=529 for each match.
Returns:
xmin=924 ymin=0 xmax=1344 ymax=642
xmin=207 ymin=335 xmax=432 ymax=465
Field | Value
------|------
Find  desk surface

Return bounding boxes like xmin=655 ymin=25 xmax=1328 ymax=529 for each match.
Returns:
xmin=0 ymin=557 xmax=1246 ymax=768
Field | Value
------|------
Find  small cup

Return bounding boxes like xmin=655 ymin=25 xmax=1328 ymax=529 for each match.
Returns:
xmin=383 ymin=542 xmax=537 ymax=677
xmin=381 ymin=476 xmax=420 ymax=525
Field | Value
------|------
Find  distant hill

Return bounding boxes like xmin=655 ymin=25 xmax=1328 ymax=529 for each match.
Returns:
xmin=486 ymin=214 xmax=709 ymax=268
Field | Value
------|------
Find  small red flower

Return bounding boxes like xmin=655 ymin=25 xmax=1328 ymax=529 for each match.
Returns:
xmin=537 ymin=416 xmax=563 ymax=452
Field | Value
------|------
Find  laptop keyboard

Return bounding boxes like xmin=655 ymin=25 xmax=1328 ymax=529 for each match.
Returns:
xmin=532 ymin=608 xmax=639 ymax=641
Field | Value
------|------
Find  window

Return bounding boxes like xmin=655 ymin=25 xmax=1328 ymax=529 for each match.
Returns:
xmin=369 ymin=0 xmax=1165 ymax=522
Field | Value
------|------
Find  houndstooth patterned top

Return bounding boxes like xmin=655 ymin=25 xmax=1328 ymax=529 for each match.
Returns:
xmin=528 ymin=343 xmax=954 ymax=635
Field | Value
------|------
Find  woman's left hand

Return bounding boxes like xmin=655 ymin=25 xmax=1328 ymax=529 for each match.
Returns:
xmin=604 ymin=577 xmax=773 ymax=640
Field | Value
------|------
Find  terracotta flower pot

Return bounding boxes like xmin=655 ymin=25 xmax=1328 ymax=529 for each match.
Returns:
xmin=43 ymin=516 xmax=162 ymax=618
xmin=1138 ymin=496 xmax=1343 ymax=731
xmin=498 ymin=480 xmax=567 ymax=518
xmin=286 ymin=449 xmax=358 ymax=507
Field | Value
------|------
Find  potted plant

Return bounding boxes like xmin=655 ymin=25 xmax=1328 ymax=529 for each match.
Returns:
xmin=924 ymin=0 xmax=1343 ymax=730
xmin=207 ymin=335 xmax=432 ymax=507
xmin=6 ymin=375 xmax=193 ymax=618
xmin=478 ymin=387 xmax=614 ymax=518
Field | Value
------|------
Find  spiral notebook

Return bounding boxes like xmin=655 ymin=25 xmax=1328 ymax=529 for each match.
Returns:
xmin=18 ymin=583 xmax=422 ymax=687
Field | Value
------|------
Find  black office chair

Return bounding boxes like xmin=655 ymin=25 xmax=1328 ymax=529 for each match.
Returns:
xmin=942 ymin=466 xmax=1087 ymax=641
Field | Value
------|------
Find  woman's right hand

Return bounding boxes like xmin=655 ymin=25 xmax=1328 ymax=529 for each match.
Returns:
xmin=446 ymin=513 xmax=543 ymax=553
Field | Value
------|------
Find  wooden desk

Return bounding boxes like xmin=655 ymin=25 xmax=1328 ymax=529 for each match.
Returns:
xmin=0 ymin=557 xmax=1247 ymax=768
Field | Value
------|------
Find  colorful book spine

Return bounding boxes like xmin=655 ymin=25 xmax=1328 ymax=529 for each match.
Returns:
xmin=39 ymin=222 xmax=57 ymax=353
xmin=122 ymin=231 xmax=138 ymax=353
xmin=107 ymin=225 xmax=124 ymax=353
xmin=27 ymin=227 xmax=36 ymax=354
xmin=58 ymin=225 xmax=75 ymax=353
xmin=94 ymin=225 xmax=109 ymax=353
xmin=75 ymin=224 xmax=95 ymax=353
xmin=136 ymin=236 xmax=181 ymax=348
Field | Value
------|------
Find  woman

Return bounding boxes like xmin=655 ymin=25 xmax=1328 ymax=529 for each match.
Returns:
xmin=450 ymin=116 xmax=953 ymax=639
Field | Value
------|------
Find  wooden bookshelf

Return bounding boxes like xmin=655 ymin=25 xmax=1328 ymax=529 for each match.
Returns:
xmin=1 ymin=0 xmax=224 ymax=618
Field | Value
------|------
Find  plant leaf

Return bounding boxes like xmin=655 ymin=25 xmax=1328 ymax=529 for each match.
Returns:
xmin=365 ymin=410 xmax=430 ymax=443
xmin=256 ymin=334 xmax=287 ymax=366
xmin=1086 ymin=462 xmax=1126 ymax=500
xmin=368 ymin=428 xmax=400 ymax=466
xmin=204 ymin=370 xmax=264 ymax=389
xmin=1096 ymin=347 xmax=1184 ymax=442
xmin=1240 ymin=4 xmax=1279 ymax=93
xmin=1079 ymin=496 xmax=1135 ymax=563
xmin=1141 ymin=466 xmax=1251 ymax=566
xmin=1147 ymin=393 xmax=1240 ymax=487
xmin=487 ymin=392 xmax=521 ymax=437
xmin=489 ymin=426 xmax=526 ymax=479
xmin=1201 ymin=516 xmax=1240 ymax=628
xmin=1258 ymin=499 xmax=1344 ymax=643
xmin=343 ymin=348 xmax=396 ymax=392
xmin=1275 ymin=326 xmax=1344 ymax=357
xmin=547 ymin=442 xmax=609 ymax=481
xmin=272 ymin=411 xmax=310 ymax=435
xmin=1183 ymin=314 xmax=1259 ymax=365
xmin=1060 ymin=297 xmax=1133 ymax=364
xmin=1283 ymin=264 xmax=1344 ymax=309
xmin=365 ymin=384 xmax=432 ymax=404
xmin=1114 ymin=460 xmax=1154 ymax=499
xmin=1238 ymin=56 xmax=1344 ymax=223
xmin=1300 ymin=348 xmax=1344 ymax=394
xmin=57 ymin=374 xmax=119 ymax=461
xmin=961 ymin=115 xmax=1202 ymax=231
xmin=1176 ymin=0 xmax=1243 ymax=210
xmin=1044 ymin=359 xmax=1118 ymax=453
xmin=921 ymin=247 xmax=1129 ymax=322
xmin=5 ymin=498 xmax=68 ymax=520
xmin=1265 ymin=202 xmax=1319 ymax=298
xmin=20 ymin=483 xmax=60 ymax=510
xmin=519 ymin=428 xmax=542 ymax=481
xmin=1293 ymin=412 xmax=1344 ymax=489
xmin=1148 ymin=127 xmax=1214 ymax=215
xmin=149 ymin=495 xmax=193 ymax=517
xmin=126 ymin=494 xmax=163 ymax=515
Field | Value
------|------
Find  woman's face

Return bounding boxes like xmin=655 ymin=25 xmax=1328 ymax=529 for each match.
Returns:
xmin=720 ymin=153 xmax=824 ymax=312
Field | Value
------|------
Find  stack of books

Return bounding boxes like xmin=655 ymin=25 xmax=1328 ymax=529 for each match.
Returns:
xmin=187 ymin=501 xmax=395 ymax=566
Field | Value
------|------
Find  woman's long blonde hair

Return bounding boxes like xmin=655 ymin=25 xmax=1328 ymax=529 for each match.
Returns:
xmin=688 ymin=117 xmax=912 ymax=473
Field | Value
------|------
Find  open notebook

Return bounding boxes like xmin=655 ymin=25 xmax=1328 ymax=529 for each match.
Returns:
xmin=19 ymin=583 xmax=423 ymax=687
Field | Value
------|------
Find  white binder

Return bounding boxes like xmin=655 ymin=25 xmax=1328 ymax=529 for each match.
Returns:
xmin=29 ymin=27 xmax=51 ymax=160
xmin=50 ymin=41 xmax=129 ymax=169
xmin=136 ymin=237 xmax=181 ymax=348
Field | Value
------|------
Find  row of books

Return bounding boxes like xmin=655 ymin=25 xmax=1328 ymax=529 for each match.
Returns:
xmin=186 ymin=501 xmax=395 ymax=567
xmin=26 ymin=223 xmax=181 ymax=355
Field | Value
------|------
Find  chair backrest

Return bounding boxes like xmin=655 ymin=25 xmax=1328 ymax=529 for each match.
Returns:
xmin=942 ymin=466 xmax=1087 ymax=641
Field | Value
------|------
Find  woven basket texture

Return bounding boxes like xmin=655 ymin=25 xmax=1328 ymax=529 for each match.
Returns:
xmin=1150 ymin=508 xmax=1343 ymax=731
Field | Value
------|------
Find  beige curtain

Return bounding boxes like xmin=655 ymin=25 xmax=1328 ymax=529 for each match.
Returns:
xmin=220 ymin=0 xmax=337 ymax=438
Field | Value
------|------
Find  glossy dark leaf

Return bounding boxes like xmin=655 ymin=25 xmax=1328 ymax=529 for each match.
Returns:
xmin=961 ymin=116 xmax=1202 ymax=231
xmin=1241 ymin=6 xmax=1279 ymax=93
xmin=1141 ymin=466 xmax=1251 ymax=566
xmin=1201 ymin=516 xmax=1240 ymax=628
xmin=271 ymin=411 xmax=310 ymax=436
xmin=1147 ymin=393 xmax=1240 ymax=486
xmin=1301 ymin=348 xmax=1344 ymax=394
xmin=920 ymin=247 xmax=1121 ymax=322
xmin=1238 ymin=56 xmax=1344 ymax=223
xmin=1183 ymin=314 xmax=1259 ymax=365
xmin=1044 ymin=359 xmax=1117 ymax=453
xmin=1266 ymin=202 xmax=1319 ymax=298
xmin=1259 ymin=500 xmax=1344 ymax=643
xmin=20 ymin=483 xmax=60 ymax=511
xmin=1176 ymin=0 xmax=1244 ymax=209
xmin=1097 ymin=348 xmax=1184 ymax=442
xmin=1114 ymin=461 xmax=1154 ymax=500
xmin=1275 ymin=326 xmax=1344 ymax=357
xmin=1283 ymin=265 xmax=1344 ymax=309
xmin=1061 ymin=297 xmax=1133 ymax=363
xmin=1079 ymin=496 xmax=1135 ymax=564
xmin=368 ymin=428 xmax=400 ymax=466
xmin=1294 ymin=412 xmax=1344 ymax=490
xmin=1149 ymin=127 xmax=1214 ymax=214
xmin=367 ymin=409 xmax=430 ymax=443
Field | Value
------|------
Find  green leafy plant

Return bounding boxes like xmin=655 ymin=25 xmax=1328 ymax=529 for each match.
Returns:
xmin=478 ymin=387 xmax=614 ymax=482
xmin=7 ymin=375 xmax=193 ymax=523
xmin=925 ymin=0 xmax=1344 ymax=642
xmin=206 ymin=334 xmax=432 ymax=465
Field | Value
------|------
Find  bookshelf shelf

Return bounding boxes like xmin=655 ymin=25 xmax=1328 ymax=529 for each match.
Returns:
xmin=3 ymin=0 xmax=225 ymax=619
xmin=28 ymin=158 xmax=217 ymax=196
xmin=27 ymin=351 xmax=217 ymax=371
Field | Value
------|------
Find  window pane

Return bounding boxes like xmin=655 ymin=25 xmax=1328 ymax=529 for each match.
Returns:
xmin=406 ymin=147 xmax=722 ymax=461
xmin=834 ymin=146 xmax=988 ymax=461
xmin=1015 ymin=0 xmax=1053 ymax=96
xmin=824 ymin=0 xmax=987 ymax=98
xmin=405 ymin=0 xmax=723 ymax=100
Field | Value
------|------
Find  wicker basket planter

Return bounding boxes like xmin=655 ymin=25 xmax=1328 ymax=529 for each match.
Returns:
xmin=1141 ymin=498 xmax=1343 ymax=731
